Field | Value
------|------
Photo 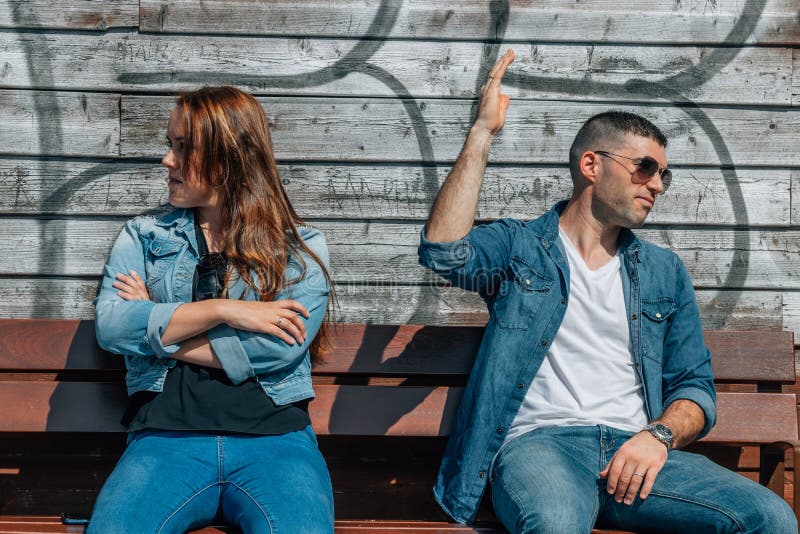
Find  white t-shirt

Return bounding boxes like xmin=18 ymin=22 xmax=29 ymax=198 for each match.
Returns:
xmin=505 ymin=227 xmax=648 ymax=442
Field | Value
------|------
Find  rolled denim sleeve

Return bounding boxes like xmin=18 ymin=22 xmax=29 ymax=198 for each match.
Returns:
xmin=207 ymin=231 xmax=331 ymax=384
xmin=418 ymin=218 xmax=518 ymax=294
xmin=94 ymin=218 xmax=181 ymax=358
xmin=662 ymin=256 xmax=717 ymax=439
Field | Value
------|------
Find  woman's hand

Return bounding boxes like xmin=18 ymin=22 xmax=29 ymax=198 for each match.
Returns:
xmin=220 ymin=299 xmax=310 ymax=345
xmin=113 ymin=270 xmax=151 ymax=301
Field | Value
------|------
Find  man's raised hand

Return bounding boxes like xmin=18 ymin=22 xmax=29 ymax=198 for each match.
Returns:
xmin=474 ymin=49 xmax=515 ymax=135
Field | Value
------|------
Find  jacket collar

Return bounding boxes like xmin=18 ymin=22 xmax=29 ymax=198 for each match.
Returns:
xmin=533 ymin=200 xmax=642 ymax=258
xmin=154 ymin=208 xmax=194 ymax=230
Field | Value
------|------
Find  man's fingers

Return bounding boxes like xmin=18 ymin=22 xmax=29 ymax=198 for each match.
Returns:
xmin=129 ymin=270 xmax=143 ymax=282
xmin=614 ymin=463 xmax=638 ymax=503
xmin=603 ymin=455 xmax=624 ymax=493
xmin=489 ymin=49 xmax=515 ymax=89
xmin=623 ymin=469 xmax=646 ymax=505
xmin=500 ymin=94 xmax=510 ymax=110
xmin=639 ymin=470 xmax=657 ymax=500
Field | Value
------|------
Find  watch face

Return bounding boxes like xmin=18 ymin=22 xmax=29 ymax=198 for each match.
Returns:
xmin=652 ymin=423 xmax=673 ymax=439
xmin=647 ymin=423 xmax=674 ymax=447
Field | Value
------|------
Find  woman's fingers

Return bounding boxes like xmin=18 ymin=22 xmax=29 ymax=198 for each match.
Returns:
xmin=275 ymin=312 xmax=305 ymax=344
xmin=114 ymin=271 xmax=150 ymax=300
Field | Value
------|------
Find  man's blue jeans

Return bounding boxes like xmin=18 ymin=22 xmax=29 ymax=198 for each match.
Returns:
xmin=87 ymin=427 xmax=334 ymax=534
xmin=490 ymin=425 xmax=796 ymax=534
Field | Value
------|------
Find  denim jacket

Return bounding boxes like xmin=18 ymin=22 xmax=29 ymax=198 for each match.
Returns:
xmin=94 ymin=208 xmax=330 ymax=405
xmin=418 ymin=201 xmax=716 ymax=524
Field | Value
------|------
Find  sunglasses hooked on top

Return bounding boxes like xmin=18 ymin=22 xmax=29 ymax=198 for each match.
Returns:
xmin=594 ymin=150 xmax=672 ymax=192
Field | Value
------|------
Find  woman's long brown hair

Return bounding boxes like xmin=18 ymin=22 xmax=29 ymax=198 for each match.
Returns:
xmin=176 ymin=86 xmax=332 ymax=361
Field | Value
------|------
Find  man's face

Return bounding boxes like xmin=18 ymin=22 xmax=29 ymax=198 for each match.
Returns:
xmin=591 ymin=134 xmax=667 ymax=229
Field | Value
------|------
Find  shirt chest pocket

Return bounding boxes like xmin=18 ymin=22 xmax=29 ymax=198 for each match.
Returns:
xmin=640 ymin=298 xmax=677 ymax=362
xmin=145 ymin=238 xmax=184 ymax=296
xmin=493 ymin=257 xmax=553 ymax=330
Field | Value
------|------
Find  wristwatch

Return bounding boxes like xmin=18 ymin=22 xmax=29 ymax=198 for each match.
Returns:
xmin=644 ymin=423 xmax=674 ymax=450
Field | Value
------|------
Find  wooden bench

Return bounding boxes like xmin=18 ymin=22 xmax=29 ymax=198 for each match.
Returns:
xmin=0 ymin=319 xmax=797 ymax=533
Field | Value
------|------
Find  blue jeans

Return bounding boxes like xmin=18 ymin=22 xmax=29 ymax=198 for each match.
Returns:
xmin=87 ymin=427 xmax=334 ymax=534
xmin=490 ymin=425 xmax=797 ymax=534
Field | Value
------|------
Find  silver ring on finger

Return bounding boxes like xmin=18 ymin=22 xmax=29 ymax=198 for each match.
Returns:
xmin=633 ymin=472 xmax=645 ymax=478
xmin=276 ymin=317 xmax=284 ymax=327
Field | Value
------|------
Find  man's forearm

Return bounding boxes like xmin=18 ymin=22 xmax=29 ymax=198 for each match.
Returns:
xmin=426 ymin=126 xmax=494 ymax=243
xmin=655 ymin=399 xmax=705 ymax=449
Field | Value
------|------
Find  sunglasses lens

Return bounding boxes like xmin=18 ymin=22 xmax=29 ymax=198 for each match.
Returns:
xmin=661 ymin=169 xmax=672 ymax=191
xmin=637 ymin=157 xmax=659 ymax=176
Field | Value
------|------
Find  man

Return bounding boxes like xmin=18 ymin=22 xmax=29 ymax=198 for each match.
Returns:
xmin=418 ymin=49 xmax=796 ymax=533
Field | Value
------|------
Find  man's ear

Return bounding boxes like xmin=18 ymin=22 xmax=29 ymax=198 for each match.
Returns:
xmin=579 ymin=151 xmax=600 ymax=185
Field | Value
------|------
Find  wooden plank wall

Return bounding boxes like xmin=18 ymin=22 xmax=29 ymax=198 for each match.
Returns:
xmin=0 ymin=0 xmax=798 ymax=514
xmin=0 ymin=4 xmax=799 ymax=369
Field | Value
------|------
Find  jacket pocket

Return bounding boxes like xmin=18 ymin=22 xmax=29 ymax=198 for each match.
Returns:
xmin=640 ymin=298 xmax=677 ymax=362
xmin=146 ymin=237 xmax=184 ymax=288
xmin=494 ymin=257 xmax=553 ymax=330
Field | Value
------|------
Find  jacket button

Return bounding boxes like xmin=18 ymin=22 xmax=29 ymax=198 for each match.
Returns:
xmin=517 ymin=383 xmax=525 ymax=390
xmin=496 ymin=427 xmax=504 ymax=434
xmin=631 ymin=314 xmax=637 ymax=320
xmin=542 ymin=239 xmax=549 ymax=247
xmin=540 ymin=339 xmax=548 ymax=347
xmin=655 ymin=312 xmax=662 ymax=318
xmin=560 ymin=298 xmax=566 ymax=305
xmin=525 ymin=279 xmax=531 ymax=285
xmin=479 ymin=471 xmax=486 ymax=479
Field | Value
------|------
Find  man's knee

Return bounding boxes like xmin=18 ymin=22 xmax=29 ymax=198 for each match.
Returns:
xmin=736 ymin=492 xmax=797 ymax=534
xmin=515 ymin=508 xmax=595 ymax=534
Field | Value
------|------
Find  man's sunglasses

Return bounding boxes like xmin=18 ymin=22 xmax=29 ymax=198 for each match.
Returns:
xmin=595 ymin=150 xmax=672 ymax=192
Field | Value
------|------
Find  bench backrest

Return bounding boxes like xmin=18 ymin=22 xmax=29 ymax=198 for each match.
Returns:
xmin=0 ymin=320 xmax=796 ymax=444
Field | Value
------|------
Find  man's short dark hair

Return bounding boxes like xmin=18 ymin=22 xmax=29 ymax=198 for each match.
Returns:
xmin=568 ymin=111 xmax=668 ymax=181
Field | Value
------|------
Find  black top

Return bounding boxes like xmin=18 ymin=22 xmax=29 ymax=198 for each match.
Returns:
xmin=125 ymin=217 xmax=310 ymax=435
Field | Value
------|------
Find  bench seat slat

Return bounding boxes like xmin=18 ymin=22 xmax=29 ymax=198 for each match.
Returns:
xmin=0 ymin=381 xmax=794 ymax=444
xmin=0 ymin=321 xmax=793 ymax=383
xmin=0 ymin=516 xmax=632 ymax=533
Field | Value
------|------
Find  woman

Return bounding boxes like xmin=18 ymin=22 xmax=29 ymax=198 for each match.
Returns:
xmin=89 ymin=86 xmax=334 ymax=533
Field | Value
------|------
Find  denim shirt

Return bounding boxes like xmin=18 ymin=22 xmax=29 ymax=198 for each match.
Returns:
xmin=94 ymin=208 xmax=330 ymax=406
xmin=418 ymin=201 xmax=716 ymax=524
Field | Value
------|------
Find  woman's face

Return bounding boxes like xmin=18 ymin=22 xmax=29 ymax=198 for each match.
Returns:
xmin=162 ymin=107 xmax=220 ymax=211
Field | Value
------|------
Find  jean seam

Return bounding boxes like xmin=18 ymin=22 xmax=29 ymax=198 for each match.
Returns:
xmin=156 ymin=483 xmax=219 ymax=534
xmin=227 ymin=481 xmax=275 ymax=534
xmin=646 ymin=488 xmax=744 ymax=532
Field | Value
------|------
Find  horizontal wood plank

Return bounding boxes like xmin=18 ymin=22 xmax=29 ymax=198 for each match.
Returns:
xmin=0 ymin=1 xmax=137 ymax=30
xmin=138 ymin=0 xmax=800 ymax=45
xmin=0 ymin=91 xmax=119 ymax=158
xmin=0 ymin=381 xmax=793 ymax=443
xmin=1 ymin=320 xmax=792 ymax=383
xmin=121 ymin=97 xmax=800 ymax=166
xmin=0 ymin=158 xmax=790 ymax=226
xmin=3 ymin=218 xmax=800 ymax=289
xmin=792 ymin=171 xmax=800 ymax=225
xmin=1 ymin=32 xmax=793 ymax=106
xmin=0 ymin=277 xmax=784 ymax=331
